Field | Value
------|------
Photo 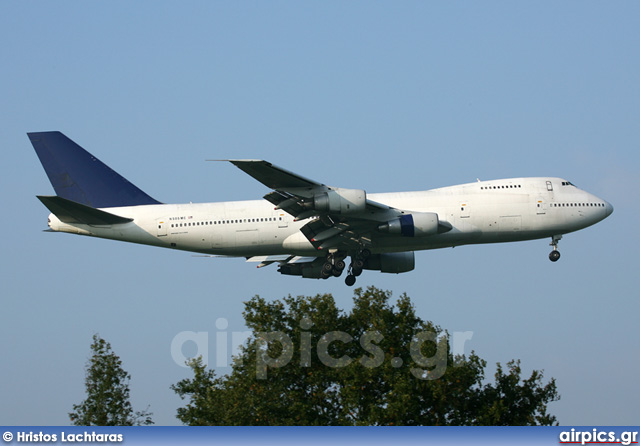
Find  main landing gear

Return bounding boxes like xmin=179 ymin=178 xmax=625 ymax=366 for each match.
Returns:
xmin=321 ymin=254 xmax=346 ymax=279
xmin=345 ymin=248 xmax=370 ymax=287
xmin=320 ymin=251 xmax=346 ymax=279
xmin=549 ymin=235 xmax=562 ymax=262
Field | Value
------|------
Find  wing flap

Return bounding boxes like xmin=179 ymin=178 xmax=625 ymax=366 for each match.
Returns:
xmin=246 ymin=255 xmax=292 ymax=268
xmin=246 ymin=255 xmax=321 ymax=269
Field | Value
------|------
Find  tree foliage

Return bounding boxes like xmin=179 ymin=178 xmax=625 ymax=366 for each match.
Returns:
xmin=70 ymin=334 xmax=153 ymax=426
xmin=172 ymin=287 xmax=559 ymax=425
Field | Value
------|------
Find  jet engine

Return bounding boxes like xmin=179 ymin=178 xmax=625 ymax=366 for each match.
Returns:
xmin=364 ymin=252 xmax=415 ymax=274
xmin=378 ymin=212 xmax=450 ymax=237
xmin=306 ymin=188 xmax=366 ymax=214
xmin=278 ymin=260 xmax=325 ymax=278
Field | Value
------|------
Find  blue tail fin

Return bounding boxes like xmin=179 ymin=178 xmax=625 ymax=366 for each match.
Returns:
xmin=28 ymin=131 xmax=161 ymax=208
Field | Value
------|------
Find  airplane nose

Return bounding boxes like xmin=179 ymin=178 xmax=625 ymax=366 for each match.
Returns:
xmin=605 ymin=201 xmax=614 ymax=217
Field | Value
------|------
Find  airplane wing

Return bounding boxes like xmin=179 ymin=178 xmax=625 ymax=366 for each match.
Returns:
xmin=228 ymin=160 xmax=322 ymax=190
xmin=227 ymin=160 xmax=408 ymax=251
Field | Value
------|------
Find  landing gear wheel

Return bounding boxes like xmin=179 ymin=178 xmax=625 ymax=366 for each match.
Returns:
xmin=345 ymin=275 xmax=356 ymax=286
xmin=360 ymin=248 xmax=371 ymax=259
xmin=353 ymin=259 xmax=364 ymax=270
xmin=335 ymin=260 xmax=346 ymax=271
xmin=549 ymin=235 xmax=562 ymax=263
xmin=321 ymin=270 xmax=332 ymax=279
xmin=332 ymin=267 xmax=343 ymax=277
xmin=322 ymin=262 xmax=334 ymax=273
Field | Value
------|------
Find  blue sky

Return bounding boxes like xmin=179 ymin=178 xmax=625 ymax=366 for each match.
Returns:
xmin=1 ymin=2 xmax=638 ymax=426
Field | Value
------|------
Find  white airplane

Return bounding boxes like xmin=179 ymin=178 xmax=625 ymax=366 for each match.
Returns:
xmin=30 ymin=131 xmax=613 ymax=286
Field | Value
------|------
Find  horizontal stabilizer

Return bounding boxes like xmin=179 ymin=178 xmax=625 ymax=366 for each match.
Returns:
xmin=37 ymin=196 xmax=133 ymax=225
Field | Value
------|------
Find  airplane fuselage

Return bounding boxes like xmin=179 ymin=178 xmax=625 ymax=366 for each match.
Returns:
xmin=46 ymin=177 xmax=612 ymax=258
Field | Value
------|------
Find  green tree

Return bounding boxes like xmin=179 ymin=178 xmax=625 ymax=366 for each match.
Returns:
xmin=172 ymin=287 xmax=559 ymax=426
xmin=70 ymin=334 xmax=153 ymax=426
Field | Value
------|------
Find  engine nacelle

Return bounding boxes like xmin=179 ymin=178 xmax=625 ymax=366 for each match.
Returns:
xmin=377 ymin=212 xmax=441 ymax=237
xmin=312 ymin=188 xmax=366 ymax=214
xmin=364 ymin=252 xmax=415 ymax=274
xmin=278 ymin=261 xmax=324 ymax=278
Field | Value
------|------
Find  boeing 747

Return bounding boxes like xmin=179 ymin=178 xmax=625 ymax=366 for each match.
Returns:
xmin=29 ymin=131 xmax=613 ymax=286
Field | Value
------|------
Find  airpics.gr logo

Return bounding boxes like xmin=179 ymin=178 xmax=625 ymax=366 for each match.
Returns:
xmin=559 ymin=429 xmax=638 ymax=446
xmin=170 ymin=319 xmax=475 ymax=379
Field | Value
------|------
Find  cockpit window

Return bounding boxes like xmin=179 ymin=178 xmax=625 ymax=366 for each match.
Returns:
xmin=561 ymin=181 xmax=576 ymax=187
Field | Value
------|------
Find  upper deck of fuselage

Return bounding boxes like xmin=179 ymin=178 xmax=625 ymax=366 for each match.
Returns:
xmin=369 ymin=177 xmax=568 ymax=199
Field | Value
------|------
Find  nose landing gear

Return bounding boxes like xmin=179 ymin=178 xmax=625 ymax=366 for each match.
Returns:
xmin=549 ymin=235 xmax=562 ymax=262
